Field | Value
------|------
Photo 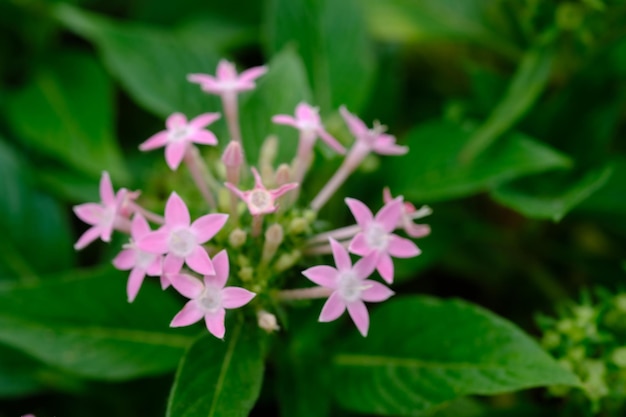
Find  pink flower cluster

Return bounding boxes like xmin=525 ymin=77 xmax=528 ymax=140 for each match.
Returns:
xmin=73 ymin=58 xmax=430 ymax=339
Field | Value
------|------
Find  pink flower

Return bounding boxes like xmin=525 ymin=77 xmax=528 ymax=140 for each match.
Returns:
xmin=340 ymin=106 xmax=408 ymax=155
xmin=302 ymin=238 xmax=394 ymax=337
xmin=383 ymin=188 xmax=431 ymax=238
xmin=188 ymin=60 xmax=267 ymax=95
xmin=138 ymin=192 xmax=228 ymax=277
xmin=169 ymin=250 xmax=256 ymax=339
xmin=113 ymin=214 xmax=163 ymax=302
xmin=272 ymin=102 xmax=345 ymax=154
xmin=139 ymin=112 xmax=220 ymax=170
xmin=225 ymin=167 xmax=298 ymax=216
xmin=346 ymin=197 xmax=421 ymax=284
xmin=73 ymin=171 xmax=131 ymax=250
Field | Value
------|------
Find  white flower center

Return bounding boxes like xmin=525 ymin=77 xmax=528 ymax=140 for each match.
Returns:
xmin=365 ymin=223 xmax=389 ymax=251
xmin=337 ymin=271 xmax=363 ymax=303
xmin=250 ymin=190 xmax=272 ymax=212
xmin=198 ymin=286 xmax=222 ymax=313
xmin=168 ymin=125 xmax=191 ymax=143
xmin=135 ymin=249 xmax=155 ymax=269
xmin=168 ymin=228 xmax=196 ymax=257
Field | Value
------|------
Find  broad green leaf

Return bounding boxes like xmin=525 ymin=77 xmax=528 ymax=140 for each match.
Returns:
xmin=577 ymin=156 xmax=626 ymax=216
xmin=5 ymin=51 xmax=127 ymax=180
xmin=386 ymin=120 xmax=571 ymax=203
xmin=0 ymin=267 xmax=194 ymax=380
xmin=332 ymin=296 xmax=580 ymax=415
xmin=239 ymin=48 xmax=312 ymax=164
xmin=460 ymin=41 xmax=555 ymax=162
xmin=265 ymin=0 xmax=376 ymax=112
xmin=0 ymin=344 xmax=47 ymax=397
xmin=166 ymin=320 xmax=264 ymax=417
xmin=54 ymin=4 xmax=221 ymax=119
xmin=491 ymin=164 xmax=614 ymax=221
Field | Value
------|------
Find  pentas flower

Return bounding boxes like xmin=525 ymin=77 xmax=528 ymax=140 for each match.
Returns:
xmin=188 ymin=59 xmax=267 ymax=95
xmin=73 ymin=172 xmax=132 ymax=250
xmin=139 ymin=112 xmax=220 ymax=170
xmin=138 ymin=192 xmax=228 ymax=277
xmin=272 ymin=102 xmax=346 ymax=155
xmin=383 ymin=187 xmax=431 ymax=238
xmin=346 ymin=197 xmax=421 ymax=284
xmin=225 ymin=167 xmax=298 ymax=216
xmin=169 ymin=250 xmax=256 ymax=339
xmin=302 ymin=238 xmax=394 ymax=337
xmin=339 ymin=106 xmax=408 ymax=156
xmin=113 ymin=214 xmax=163 ymax=302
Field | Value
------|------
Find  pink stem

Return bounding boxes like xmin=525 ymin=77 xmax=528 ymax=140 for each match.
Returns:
xmin=277 ymin=286 xmax=333 ymax=301
xmin=222 ymin=92 xmax=242 ymax=144
xmin=184 ymin=146 xmax=217 ymax=208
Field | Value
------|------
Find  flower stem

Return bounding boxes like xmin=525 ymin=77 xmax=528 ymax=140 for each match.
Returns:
xmin=222 ymin=92 xmax=242 ymax=144
xmin=128 ymin=202 xmax=165 ymax=224
xmin=303 ymin=239 xmax=350 ymax=256
xmin=277 ymin=286 xmax=333 ymax=301
xmin=184 ymin=146 xmax=217 ymax=208
xmin=307 ymin=224 xmax=360 ymax=246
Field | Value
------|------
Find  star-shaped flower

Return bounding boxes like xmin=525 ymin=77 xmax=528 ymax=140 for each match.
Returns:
xmin=225 ymin=167 xmax=298 ymax=216
xmin=138 ymin=192 xmax=228 ymax=277
xmin=169 ymin=250 xmax=256 ymax=339
xmin=302 ymin=238 xmax=394 ymax=337
xmin=113 ymin=214 xmax=163 ymax=302
xmin=340 ymin=106 xmax=408 ymax=155
xmin=346 ymin=197 xmax=421 ymax=283
xmin=73 ymin=172 xmax=130 ymax=250
xmin=188 ymin=60 xmax=268 ymax=95
xmin=139 ymin=112 xmax=220 ymax=170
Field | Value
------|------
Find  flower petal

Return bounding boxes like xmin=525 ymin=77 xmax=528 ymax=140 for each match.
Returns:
xmin=160 ymin=274 xmax=171 ymax=290
xmin=169 ymin=273 xmax=204 ymax=299
xmin=375 ymin=197 xmax=403 ymax=233
xmin=73 ymin=203 xmax=104 ymax=225
xmin=270 ymin=183 xmax=299 ymax=199
xmin=238 ymin=65 xmax=267 ymax=84
xmin=185 ymin=246 xmax=215 ymax=276
xmin=217 ymin=59 xmax=236 ymax=81
xmin=190 ymin=130 xmax=218 ymax=146
xmin=221 ymin=287 xmax=256 ymax=309
xmin=163 ymin=253 xmax=185 ymax=275
xmin=345 ymin=198 xmax=373 ymax=227
xmin=74 ymin=226 xmax=102 ymax=250
xmin=205 ymin=308 xmax=226 ymax=339
xmin=339 ymin=106 xmax=368 ymax=137
xmin=348 ymin=233 xmax=371 ymax=256
xmin=165 ymin=192 xmax=190 ymax=228
xmin=191 ymin=213 xmax=228 ymax=243
xmin=99 ymin=172 xmax=115 ymax=206
xmin=127 ymin=267 xmax=147 ymax=303
xmin=139 ymin=130 xmax=169 ymax=151
xmin=166 ymin=113 xmax=187 ymax=130
xmin=137 ymin=230 xmax=169 ymax=254
xmin=272 ymin=114 xmax=298 ymax=127
xmin=130 ymin=213 xmax=151 ymax=239
xmin=189 ymin=113 xmax=220 ymax=129
xmin=353 ymin=252 xmax=378 ymax=280
xmin=317 ymin=128 xmax=346 ymax=154
xmin=361 ymin=280 xmax=394 ymax=303
xmin=347 ymin=300 xmax=369 ymax=337
xmin=377 ymin=253 xmax=394 ymax=284
xmin=209 ymin=250 xmax=229 ymax=288
xmin=302 ymin=265 xmax=338 ymax=288
xmin=165 ymin=141 xmax=188 ymax=170
xmin=113 ymin=249 xmax=135 ymax=270
xmin=319 ymin=291 xmax=346 ymax=322
xmin=330 ymin=238 xmax=352 ymax=271
xmin=170 ymin=301 xmax=204 ymax=327
xmin=388 ymin=235 xmax=421 ymax=258
xmin=146 ymin=255 xmax=163 ymax=276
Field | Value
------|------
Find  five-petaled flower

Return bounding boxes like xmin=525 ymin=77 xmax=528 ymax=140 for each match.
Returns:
xmin=188 ymin=59 xmax=268 ymax=95
xmin=138 ymin=192 xmax=228 ymax=278
xmin=302 ymin=238 xmax=394 ymax=337
xmin=225 ymin=167 xmax=298 ymax=216
xmin=346 ymin=197 xmax=421 ymax=284
xmin=169 ymin=250 xmax=256 ymax=339
xmin=139 ymin=112 xmax=220 ymax=170
xmin=113 ymin=214 xmax=163 ymax=302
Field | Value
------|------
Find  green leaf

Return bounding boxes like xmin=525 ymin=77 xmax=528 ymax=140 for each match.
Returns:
xmin=239 ymin=47 xmax=312 ymax=164
xmin=386 ymin=120 xmax=571 ymax=203
xmin=577 ymin=156 xmax=626 ymax=216
xmin=332 ymin=296 xmax=580 ymax=415
xmin=265 ymin=0 xmax=376 ymax=112
xmin=0 ymin=344 xmax=47 ymax=397
xmin=54 ymin=4 xmax=221 ymax=119
xmin=166 ymin=320 xmax=264 ymax=417
xmin=5 ymin=51 xmax=127 ymax=180
xmin=460 ymin=41 xmax=555 ymax=162
xmin=491 ymin=164 xmax=614 ymax=221
xmin=0 ymin=267 xmax=194 ymax=380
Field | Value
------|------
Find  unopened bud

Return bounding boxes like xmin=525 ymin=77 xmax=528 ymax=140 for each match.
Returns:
xmin=238 ymin=266 xmax=253 ymax=282
xmin=259 ymin=136 xmax=278 ymax=168
xmin=262 ymin=224 xmax=284 ymax=265
xmin=257 ymin=310 xmax=280 ymax=333
xmin=275 ymin=163 xmax=291 ymax=186
xmin=274 ymin=249 xmax=301 ymax=272
xmin=222 ymin=141 xmax=243 ymax=168
xmin=288 ymin=217 xmax=309 ymax=235
xmin=229 ymin=228 xmax=247 ymax=248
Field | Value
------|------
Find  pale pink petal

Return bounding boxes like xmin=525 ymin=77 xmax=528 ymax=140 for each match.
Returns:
xmin=137 ymin=230 xmax=169 ymax=254
xmin=165 ymin=192 xmax=191 ymax=228
xmin=330 ymin=238 xmax=352 ymax=271
xmin=169 ymin=273 xmax=204 ymax=299
xmin=160 ymin=274 xmax=171 ymax=290
xmin=191 ymin=213 xmax=228 ymax=243
xmin=317 ymin=129 xmax=346 ymax=154
xmin=170 ymin=301 xmax=204 ymax=327
xmin=130 ymin=213 xmax=151 ymax=239
xmin=205 ymin=308 xmax=226 ymax=339
xmin=347 ymin=301 xmax=370 ymax=337
xmin=382 ymin=187 xmax=393 ymax=204
xmin=272 ymin=114 xmax=298 ymax=127
xmin=302 ymin=265 xmax=338 ymax=288
xmin=353 ymin=252 xmax=378 ymax=279
xmin=221 ymin=287 xmax=256 ymax=309
xmin=270 ymin=182 xmax=299 ymax=199
xmin=388 ymin=235 xmax=421 ymax=258
xmin=405 ymin=223 xmax=431 ymax=238
xmin=225 ymin=182 xmax=247 ymax=200
xmin=348 ymin=233 xmax=371 ymax=256
xmin=163 ymin=253 xmax=185 ymax=275
xmin=345 ymin=198 xmax=373 ymax=226
xmin=209 ymin=250 xmax=229 ymax=288
xmin=74 ymin=226 xmax=102 ymax=250
xmin=165 ymin=141 xmax=188 ymax=170
xmin=99 ymin=172 xmax=115 ymax=206
xmin=319 ymin=291 xmax=346 ymax=322
xmin=73 ymin=203 xmax=104 ymax=225
xmin=146 ymin=256 xmax=162 ymax=276
xmin=361 ymin=281 xmax=394 ymax=303
xmin=139 ymin=131 xmax=169 ymax=151
xmin=375 ymin=198 xmax=403 ymax=232
xmin=101 ymin=219 xmax=115 ymax=242
xmin=339 ymin=106 xmax=368 ymax=137
xmin=187 ymin=73 xmax=216 ymax=85
xmin=295 ymin=102 xmax=319 ymax=123
xmin=189 ymin=113 xmax=220 ymax=129
xmin=190 ymin=130 xmax=218 ymax=146
xmin=185 ymin=246 xmax=215 ymax=275
xmin=166 ymin=113 xmax=187 ymax=130
xmin=238 ymin=65 xmax=268 ymax=84
xmin=377 ymin=253 xmax=394 ymax=284
xmin=373 ymin=136 xmax=408 ymax=155
xmin=217 ymin=60 xmax=237 ymax=81
xmin=127 ymin=267 xmax=146 ymax=303
xmin=251 ymin=167 xmax=264 ymax=188
xmin=113 ymin=249 xmax=135 ymax=270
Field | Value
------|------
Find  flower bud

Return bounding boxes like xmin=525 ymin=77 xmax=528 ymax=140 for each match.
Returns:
xmin=229 ymin=228 xmax=247 ymax=248
xmin=257 ymin=310 xmax=280 ymax=333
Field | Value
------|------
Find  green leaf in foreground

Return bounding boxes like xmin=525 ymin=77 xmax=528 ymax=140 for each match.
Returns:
xmin=166 ymin=320 xmax=264 ymax=417
xmin=386 ymin=120 xmax=571 ymax=203
xmin=491 ymin=164 xmax=614 ymax=221
xmin=0 ymin=268 xmax=194 ymax=380
xmin=332 ymin=296 xmax=580 ymax=415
